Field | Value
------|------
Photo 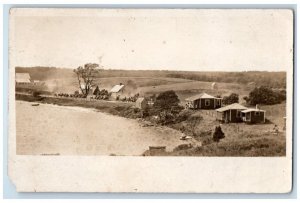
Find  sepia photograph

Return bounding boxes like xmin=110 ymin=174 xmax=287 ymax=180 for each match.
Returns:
xmin=13 ymin=9 xmax=291 ymax=157
xmin=8 ymin=8 xmax=294 ymax=193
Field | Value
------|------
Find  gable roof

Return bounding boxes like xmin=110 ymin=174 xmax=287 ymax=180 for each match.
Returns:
xmin=241 ymin=108 xmax=266 ymax=113
xmin=216 ymin=103 xmax=247 ymax=112
xmin=15 ymin=73 xmax=31 ymax=83
xmin=110 ymin=84 xmax=125 ymax=93
xmin=185 ymin=93 xmax=219 ymax=101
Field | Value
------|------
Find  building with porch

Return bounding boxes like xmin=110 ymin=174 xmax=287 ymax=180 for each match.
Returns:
xmin=185 ymin=93 xmax=222 ymax=110
xmin=216 ymin=103 xmax=248 ymax=123
xmin=241 ymin=108 xmax=266 ymax=124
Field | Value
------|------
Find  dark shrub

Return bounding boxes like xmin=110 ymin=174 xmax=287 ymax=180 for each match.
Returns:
xmin=175 ymin=110 xmax=193 ymax=123
xmin=213 ymin=125 xmax=225 ymax=142
xmin=153 ymin=90 xmax=180 ymax=112
xmin=173 ymin=143 xmax=193 ymax=151
xmin=32 ymin=91 xmax=41 ymax=97
xmin=223 ymin=93 xmax=239 ymax=105
xmin=93 ymin=86 xmax=101 ymax=95
xmin=246 ymin=86 xmax=286 ymax=105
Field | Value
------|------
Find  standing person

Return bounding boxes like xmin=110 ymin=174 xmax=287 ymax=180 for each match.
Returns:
xmin=273 ymin=124 xmax=279 ymax=135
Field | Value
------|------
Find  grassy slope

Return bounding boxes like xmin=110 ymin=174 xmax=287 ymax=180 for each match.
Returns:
xmin=16 ymin=73 xmax=287 ymax=157
xmin=139 ymin=80 xmax=250 ymax=101
xmin=160 ymin=103 xmax=286 ymax=156
xmin=40 ymin=76 xmax=193 ymax=94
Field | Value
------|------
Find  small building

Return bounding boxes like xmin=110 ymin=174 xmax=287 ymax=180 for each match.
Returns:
xmin=211 ymin=82 xmax=218 ymax=90
xmin=216 ymin=103 xmax=248 ymax=123
xmin=110 ymin=84 xmax=125 ymax=99
xmin=136 ymin=97 xmax=148 ymax=109
xmin=185 ymin=93 xmax=222 ymax=110
xmin=15 ymin=73 xmax=31 ymax=84
xmin=241 ymin=108 xmax=266 ymax=124
xmin=247 ymin=82 xmax=256 ymax=86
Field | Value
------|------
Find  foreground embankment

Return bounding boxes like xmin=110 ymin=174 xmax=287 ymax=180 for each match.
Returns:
xmin=16 ymin=94 xmax=286 ymax=156
xmin=16 ymin=100 xmax=185 ymax=155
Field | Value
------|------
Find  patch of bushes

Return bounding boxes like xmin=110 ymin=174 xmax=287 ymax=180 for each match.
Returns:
xmin=244 ymin=86 xmax=286 ymax=105
xmin=223 ymin=93 xmax=239 ymax=105
xmin=32 ymin=91 xmax=41 ymax=97
xmin=212 ymin=125 xmax=225 ymax=142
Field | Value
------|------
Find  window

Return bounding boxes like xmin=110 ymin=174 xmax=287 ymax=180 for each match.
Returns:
xmin=205 ymin=99 xmax=210 ymax=106
xmin=255 ymin=111 xmax=260 ymax=116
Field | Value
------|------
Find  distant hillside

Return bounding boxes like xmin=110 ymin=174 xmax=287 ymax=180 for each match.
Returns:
xmin=15 ymin=66 xmax=286 ymax=88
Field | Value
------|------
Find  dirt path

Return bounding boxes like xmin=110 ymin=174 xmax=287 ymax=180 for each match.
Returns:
xmin=16 ymin=101 xmax=184 ymax=156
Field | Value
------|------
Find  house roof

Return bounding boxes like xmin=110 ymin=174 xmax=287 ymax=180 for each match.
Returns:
xmin=241 ymin=108 xmax=266 ymax=113
xmin=185 ymin=93 xmax=220 ymax=101
xmin=15 ymin=73 xmax=31 ymax=83
xmin=216 ymin=103 xmax=247 ymax=112
xmin=110 ymin=84 xmax=125 ymax=93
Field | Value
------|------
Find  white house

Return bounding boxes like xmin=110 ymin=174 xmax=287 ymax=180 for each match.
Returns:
xmin=110 ymin=84 xmax=125 ymax=99
xmin=15 ymin=73 xmax=31 ymax=84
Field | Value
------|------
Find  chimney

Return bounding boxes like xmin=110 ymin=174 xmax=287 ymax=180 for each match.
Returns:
xmin=256 ymin=104 xmax=259 ymax=109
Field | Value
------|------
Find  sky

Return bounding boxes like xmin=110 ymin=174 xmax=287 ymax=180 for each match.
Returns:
xmin=11 ymin=9 xmax=293 ymax=71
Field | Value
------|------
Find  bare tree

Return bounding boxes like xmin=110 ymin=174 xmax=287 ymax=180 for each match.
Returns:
xmin=73 ymin=63 xmax=99 ymax=96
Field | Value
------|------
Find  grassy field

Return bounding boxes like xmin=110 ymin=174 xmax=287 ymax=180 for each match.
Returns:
xmin=24 ymin=75 xmax=250 ymax=103
xmin=25 ymin=76 xmax=194 ymax=95
xmin=16 ymin=67 xmax=286 ymax=88
xmin=138 ymin=80 xmax=250 ymax=102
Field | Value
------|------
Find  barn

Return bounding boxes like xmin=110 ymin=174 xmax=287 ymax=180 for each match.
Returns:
xmin=110 ymin=84 xmax=125 ymax=99
xmin=241 ymin=108 xmax=266 ymax=123
xmin=15 ymin=73 xmax=31 ymax=84
xmin=136 ymin=97 xmax=148 ymax=110
xmin=216 ymin=103 xmax=248 ymax=123
xmin=185 ymin=93 xmax=222 ymax=110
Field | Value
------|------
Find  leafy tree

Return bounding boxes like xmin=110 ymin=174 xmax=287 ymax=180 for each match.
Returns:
xmin=74 ymin=63 xmax=99 ymax=96
xmin=153 ymin=90 xmax=180 ymax=113
xmin=246 ymin=86 xmax=286 ymax=105
xmin=153 ymin=90 xmax=182 ymax=124
xmin=223 ymin=93 xmax=239 ymax=105
xmin=213 ymin=125 xmax=225 ymax=142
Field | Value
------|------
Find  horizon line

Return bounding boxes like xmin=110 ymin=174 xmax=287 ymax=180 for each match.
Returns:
xmin=15 ymin=66 xmax=287 ymax=73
